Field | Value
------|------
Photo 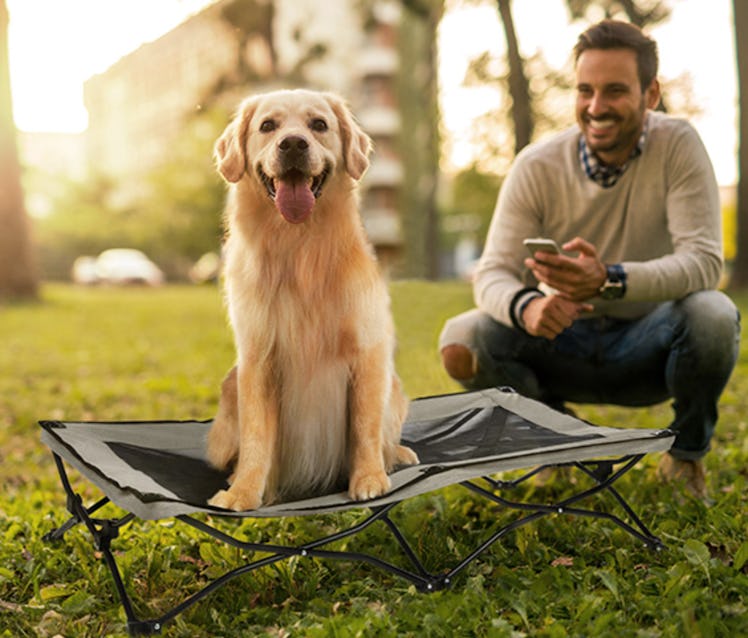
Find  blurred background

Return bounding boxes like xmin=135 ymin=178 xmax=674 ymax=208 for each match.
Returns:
xmin=0 ymin=0 xmax=744 ymax=296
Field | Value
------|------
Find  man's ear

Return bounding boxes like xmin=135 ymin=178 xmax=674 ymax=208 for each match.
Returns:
xmin=645 ymin=78 xmax=661 ymax=110
xmin=214 ymin=97 xmax=258 ymax=183
xmin=325 ymin=93 xmax=372 ymax=180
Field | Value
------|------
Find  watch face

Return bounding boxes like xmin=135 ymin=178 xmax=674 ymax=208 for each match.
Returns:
xmin=600 ymin=282 xmax=624 ymax=300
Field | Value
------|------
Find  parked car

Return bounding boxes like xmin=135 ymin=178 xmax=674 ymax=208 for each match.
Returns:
xmin=71 ymin=256 xmax=99 ymax=285
xmin=188 ymin=251 xmax=221 ymax=284
xmin=72 ymin=249 xmax=164 ymax=286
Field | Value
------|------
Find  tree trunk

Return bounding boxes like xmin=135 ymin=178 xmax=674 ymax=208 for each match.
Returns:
xmin=0 ymin=0 xmax=38 ymax=300
xmin=397 ymin=0 xmax=442 ymax=279
xmin=497 ymin=0 xmax=533 ymax=154
xmin=731 ymin=0 xmax=748 ymax=288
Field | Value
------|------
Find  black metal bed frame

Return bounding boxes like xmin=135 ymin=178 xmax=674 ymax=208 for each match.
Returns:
xmin=44 ymin=451 xmax=664 ymax=636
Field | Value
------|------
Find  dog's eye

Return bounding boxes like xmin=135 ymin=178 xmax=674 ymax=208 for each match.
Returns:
xmin=259 ymin=120 xmax=276 ymax=133
xmin=310 ymin=118 xmax=328 ymax=133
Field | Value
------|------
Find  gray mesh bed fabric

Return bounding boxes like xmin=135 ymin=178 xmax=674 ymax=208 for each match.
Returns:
xmin=41 ymin=388 xmax=674 ymax=635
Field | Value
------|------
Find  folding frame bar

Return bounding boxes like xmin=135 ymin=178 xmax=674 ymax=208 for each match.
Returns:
xmin=44 ymin=450 xmax=664 ymax=636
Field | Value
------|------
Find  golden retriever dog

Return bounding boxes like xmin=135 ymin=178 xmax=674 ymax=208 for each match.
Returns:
xmin=206 ymin=89 xmax=419 ymax=511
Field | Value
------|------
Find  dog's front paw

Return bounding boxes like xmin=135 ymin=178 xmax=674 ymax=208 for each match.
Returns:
xmin=349 ymin=471 xmax=391 ymax=502
xmin=396 ymin=444 xmax=419 ymax=466
xmin=208 ymin=487 xmax=263 ymax=511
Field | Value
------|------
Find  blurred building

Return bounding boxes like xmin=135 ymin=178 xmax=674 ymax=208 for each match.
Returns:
xmin=83 ymin=1 xmax=240 ymax=179
xmin=82 ymin=0 xmax=404 ymax=262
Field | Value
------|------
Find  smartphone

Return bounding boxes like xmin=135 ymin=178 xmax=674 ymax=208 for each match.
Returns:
xmin=523 ymin=237 xmax=561 ymax=257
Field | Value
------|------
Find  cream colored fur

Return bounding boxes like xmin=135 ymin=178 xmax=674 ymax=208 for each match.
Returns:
xmin=206 ymin=89 xmax=418 ymax=511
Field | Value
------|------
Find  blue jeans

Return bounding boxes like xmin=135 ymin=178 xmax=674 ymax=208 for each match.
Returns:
xmin=439 ymin=291 xmax=740 ymax=460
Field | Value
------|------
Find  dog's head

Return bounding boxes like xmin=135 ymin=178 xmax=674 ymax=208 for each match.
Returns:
xmin=214 ymin=89 xmax=372 ymax=224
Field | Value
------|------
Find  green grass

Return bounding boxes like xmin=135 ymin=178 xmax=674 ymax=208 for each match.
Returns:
xmin=1 ymin=282 xmax=747 ymax=637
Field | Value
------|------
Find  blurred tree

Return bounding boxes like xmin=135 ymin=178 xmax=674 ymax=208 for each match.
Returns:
xmin=205 ymin=0 xmax=328 ymax=103
xmin=220 ymin=0 xmax=276 ymax=78
xmin=0 ymin=0 xmax=38 ymax=299
xmin=398 ymin=0 xmax=444 ymax=279
xmin=731 ymin=0 xmax=748 ymax=287
xmin=442 ymin=163 xmax=502 ymax=248
xmin=459 ymin=0 xmax=537 ymax=164
xmin=463 ymin=49 xmax=575 ymax=175
xmin=136 ymin=108 xmax=227 ymax=276
xmin=565 ymin=0 xmax=670 ymax=27
xmin=496 ymin=0 xmax=532 ymax=154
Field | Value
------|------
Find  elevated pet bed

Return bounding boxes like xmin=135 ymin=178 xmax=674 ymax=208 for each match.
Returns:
xmin=41 ymin=388 xmax=674 ymax=636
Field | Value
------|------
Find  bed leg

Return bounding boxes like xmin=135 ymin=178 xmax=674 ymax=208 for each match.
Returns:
xmin=43 ymin=454 xmax=110 ymax=542
xmin=126 ymin=620 xmax=163 ymax=635
xmin=43 ymin=452 xmax=164 ymax=636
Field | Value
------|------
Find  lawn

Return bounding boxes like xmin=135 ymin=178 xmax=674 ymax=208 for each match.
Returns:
xmin=1 ymin=282 xmax=746 ymax=637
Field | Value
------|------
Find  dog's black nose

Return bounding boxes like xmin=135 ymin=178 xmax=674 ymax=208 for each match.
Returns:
xmin=278 ymin=135 xmax=309 ymax=171
xmin=278 ymin=135 xmax=309 ymax=157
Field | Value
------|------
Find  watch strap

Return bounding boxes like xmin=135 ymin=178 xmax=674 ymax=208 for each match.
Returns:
xmin=600 ymin=263 xmax=627 ymax=298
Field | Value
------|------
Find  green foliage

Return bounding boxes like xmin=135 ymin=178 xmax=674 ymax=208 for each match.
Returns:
xmin=33 ymin=109 xmax=228 ymax=281
xmin=441 ymin=163 xmax=503 ymax=250
xmin=1 ymin=283 xmax=747 ymax=637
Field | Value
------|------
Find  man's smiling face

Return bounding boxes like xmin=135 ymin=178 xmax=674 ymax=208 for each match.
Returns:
xmin=575 ymin=47 xmax=660 ymax=166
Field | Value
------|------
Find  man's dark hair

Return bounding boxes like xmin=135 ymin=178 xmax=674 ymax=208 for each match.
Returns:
xmin=574 ymin=19 xmax=659 ymax=91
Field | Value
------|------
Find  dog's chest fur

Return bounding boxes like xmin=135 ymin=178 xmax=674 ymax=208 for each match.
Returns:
xmin=224 ymin=205 xmax=385 ymax=498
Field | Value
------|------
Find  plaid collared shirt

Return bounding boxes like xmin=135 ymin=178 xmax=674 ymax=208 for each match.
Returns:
xmin=578 ymin=116 xmax=649 ymax=188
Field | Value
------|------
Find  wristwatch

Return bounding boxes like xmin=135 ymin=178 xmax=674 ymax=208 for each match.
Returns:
xmin=599 ymin=264 xmax=626 ymax=300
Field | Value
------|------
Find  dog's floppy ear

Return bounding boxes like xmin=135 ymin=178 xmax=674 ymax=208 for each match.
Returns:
xmin=214 ymin=97 xmax=258 ymax=183
xmin=326 ymin=94 xmax=372 ymax=181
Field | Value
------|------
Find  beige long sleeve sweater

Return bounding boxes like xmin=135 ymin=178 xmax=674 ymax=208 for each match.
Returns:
xmin=474 ymin=111 xmax=723 ymax=326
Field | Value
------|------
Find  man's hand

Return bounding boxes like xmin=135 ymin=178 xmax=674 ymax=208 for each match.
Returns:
xmin=525 ymin=236 xmax=607 ymax=301
xmin=521 ymin=294 xmax=594 ymax=339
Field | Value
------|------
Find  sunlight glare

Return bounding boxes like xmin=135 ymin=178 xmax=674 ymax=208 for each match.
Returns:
xmin=5 ymin=0 xmax=738 ymax=184
xmin=7 ymin=0 xmax=215 ymax=132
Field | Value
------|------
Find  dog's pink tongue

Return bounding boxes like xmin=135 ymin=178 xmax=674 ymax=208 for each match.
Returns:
xmin=275 ymin=179 xmax=315 ymax=224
